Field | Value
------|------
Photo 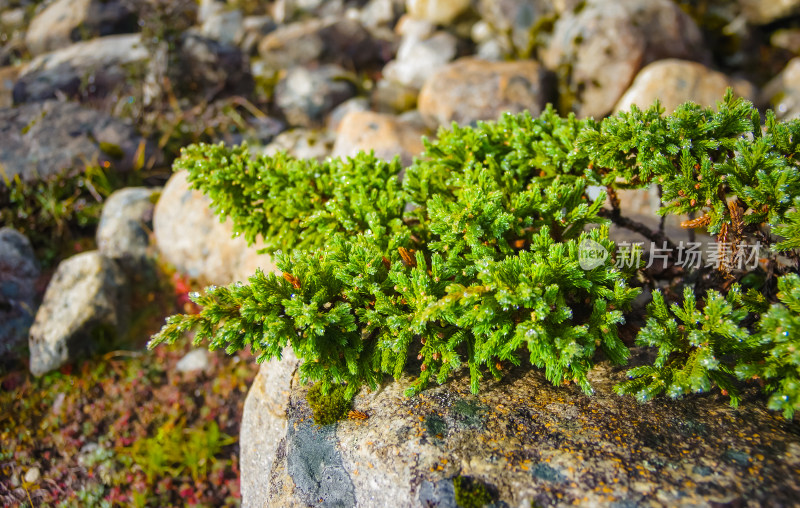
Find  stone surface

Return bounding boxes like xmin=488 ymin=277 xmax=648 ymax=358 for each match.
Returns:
xmin=28 ymin=251 xmax=127 ymax=376
xmin=240 ymin=349 xmax=299 ymax=508
xmin=25 ymin=0 xmax=138 ymax=56
xmin=382 ymin=30 xmax=458 ymax=89
xmin=0 ymin=228 xmax=39 ymax=364
xmin=244 ymin=356 xmax=800 ymax=507
xmin=0 ymin=100 xmax=157 ymax=182
xmin=614 ymin=59 xmax=757 ymax=114
xmin=153 ymin=171 xmax=276 ymax=286
xmin=326 ymin=96 xmax=370 ymax=131
xmin=261 ymin=128 xmax=335 ymax=162
xmin=200 ymin=7 xmax=243 ymax=46
xmin=371 ymin=79 xmax=419 ymax=113
xmin=236 ymin=15 xmax=277 ymax=55
xmin=542 ymin=0 xmax=709 ymax=118
xmin=175 ymin=348 xmax=211 ymax=373
xmin=275 ymin=64 xmax=357 ymax=128
xmin=96 ymin=187 xmax=161 ymax=278
xmin=763 ymin=57 xmax=800 ymax=120
xmin=405 ymin=0 xmax=470 ymax=25
xmin=332 ymin=110 xmax=425 ymax=167
xmin=739 ymin=0 xmax=800 ymax=25
xmin=476 ymin=0 xmax=556 ymax=57
xmin=359 ymin=0 xmax=405 ymax=29
xmin=418 ymin=57 xmax=551 ymax=128
xmin=258 ymin=17 xmax=390 ymax=72
xmin=0 ymin=65 xmax=20 ymax=108
xmin=13 ymin=34 xmax=147 ymax=103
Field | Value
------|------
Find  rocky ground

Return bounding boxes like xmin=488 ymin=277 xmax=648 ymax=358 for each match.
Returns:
xmin=2 ymin=0 xmax=800 ymax=506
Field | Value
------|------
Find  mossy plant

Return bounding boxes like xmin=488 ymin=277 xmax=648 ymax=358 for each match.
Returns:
xmin=151 ymin=91 xmax=800 ymax=419
xmin=306 ymin=382 xmax=351 ymax=426
xmin=453 ymin=475 xmax=494 ymax=508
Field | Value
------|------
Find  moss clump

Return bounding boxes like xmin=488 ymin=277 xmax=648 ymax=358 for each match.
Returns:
xmin=453 ymin=475 xmax=494 ymax=508
xmin=306 ymin=383 xmax=350 ymax=426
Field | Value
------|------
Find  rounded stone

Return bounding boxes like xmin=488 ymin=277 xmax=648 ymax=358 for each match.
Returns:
xmin=418 ymin=57 xmax=550 ymax=128
xmin=615 ymin=59 xmax=757 ymax=114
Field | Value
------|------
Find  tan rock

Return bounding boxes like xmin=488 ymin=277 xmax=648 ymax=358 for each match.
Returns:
xmin=405 ymin=0 xmax=471 ymax=25
xmin=614 ymin=60 xmax=757 ymax=114
xmin=332 ymin=110 xmax=426 ymax=166
xmin=418 ymin=57 xmax=550 ymax=128
xmin=763 ymin=57 xmax=800 ymax=120
xmin=153 ymin=171 xmax=276 ymax=287
xmin=740 ymin=0 xmax=800 ymax=24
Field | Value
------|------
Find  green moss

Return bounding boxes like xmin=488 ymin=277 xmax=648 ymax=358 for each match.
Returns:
xmin=424 ymin=414 xmax=447 ymax=438
xmin=306 ymin=383 xmax=350 ymax=426
xmin=453 ymin=476 xmax=493 ymax=508
xmin=98 ymin=142 xmax=125 ymax=160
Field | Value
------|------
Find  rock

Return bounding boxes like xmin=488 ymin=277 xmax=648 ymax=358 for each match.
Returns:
xmin=0 ymin=65 xmax=20 ymax=108
xmin=0 ymin=228 xmax=39 ymax=365
xmin=772 ymin=28 xmax=800 ymax=55
xmin=381 ymin=30 xmax=458 ymax=89
xmin=332 ymin=110 xmax=425 ymax=167
xmin=243 ymin=356 xmax=800 ymax=507
xmin=175 ymin=348 xmax=211 ymax=373
xmin=236 ymin=15 xmax=277 ymax=55
xmin=96 ymin=187 xmax=161 ymax=278
xmin=0 ymin=7 xmax=25 ymax=31
xmin=153 ymin=171 xmax=277 ymax=286
xmin=175 ymin=32 xmax=253 ymax=100
xmin=541 ymin=0 xmax=709 ymax=118
xmin=275 ymin=65 xmax=357 ymax=128
xmin=476 ymin=0 xmax=557 ymax=57
xmin=615 ymin=60 xmax=757 ymax=114
xmin=201 ymin=7 xmax=243 ymax=46
xmin=240 ymin=348 xmax=299 ymax=507
xmin=261 ymin=129 xmax=335 ymax=161
xmin=327 ymin=97 xmax=370 ymax=131
xmin=405 ymin=0 xmax=470 ymax=25
xmin=258 ymin=17 xmax=390 ymax=72
xmin=359 ymin=0 xmax=405 ymax=29
xmin=763 ymin=57 xmax=800 ymax=120
xmin=371 ymin=79 xmax=418 ymax=113
xmin=13 ymin=34 xmax=147 ymax=104
xmin=739 ymin=0 xmax=800 ymax=24
xmin=23 ymin=467 xmax=39 ymax=484
xmin=272 ymin=0 xmax=352 ymax=23
xmin=28 ymin=251 xmax=127 ymax=376
xmin=418 ymin=57 xmax=551 ymax=128
xmin=0 ymin=100 xmax=158 ymax=182
xmin=25 ymin=0 xmax=138 ymax=56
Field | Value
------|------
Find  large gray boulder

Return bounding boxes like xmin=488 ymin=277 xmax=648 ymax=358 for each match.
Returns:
xmin=0 ymin=228 xmax=40 ymax=365
xmin=28 ymin=251 xmax=127 ymax=376
xmin=0 ymin=100 xmax=157 ymax=182
xmin=241 ymin=356 xmax=800 ymax=507
xmin=240 ymin=349 xmax=299 ymax=506
xmin=13 ymin=34 xmax=147 ymax=104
